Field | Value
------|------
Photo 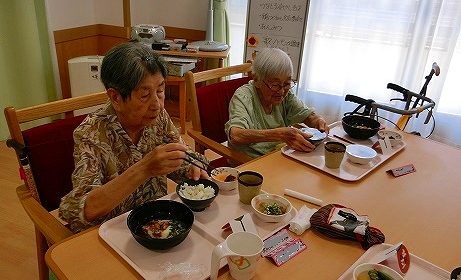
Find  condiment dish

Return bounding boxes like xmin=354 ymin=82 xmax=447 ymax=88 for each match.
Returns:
xmin=211 ymin=167 xmax=239 ymax=191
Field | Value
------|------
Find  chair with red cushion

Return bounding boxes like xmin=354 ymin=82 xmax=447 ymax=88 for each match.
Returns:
xmin=185 ymin=63 xmax=254 ymax=167
xmin=4 ymin=92 xmax=108 ymax=280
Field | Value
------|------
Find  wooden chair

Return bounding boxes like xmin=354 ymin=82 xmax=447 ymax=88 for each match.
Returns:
xmin=185 ymin=63 xmax=254 ymax=167
xmin=4 ymin=92 xmax=108 ymax=280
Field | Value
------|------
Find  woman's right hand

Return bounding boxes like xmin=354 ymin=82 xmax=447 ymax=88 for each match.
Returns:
xmin=280 ymin=127 xmax=316 ymax=152
xmin=141 ymin=143 xmax=187 ymax=177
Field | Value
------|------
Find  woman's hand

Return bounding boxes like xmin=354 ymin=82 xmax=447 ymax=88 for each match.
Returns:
xmin=279 ymin=127 xmax=316 ymax=152
xmin=305 ymin=113 xmax=330 ymax=134
xmin=188 ymin=165 xmax=210 ymax=180
xmin=141 ymin=143 xmax=187 ymax=177
xmin=315 ymin=118 xmax=330 ymax=134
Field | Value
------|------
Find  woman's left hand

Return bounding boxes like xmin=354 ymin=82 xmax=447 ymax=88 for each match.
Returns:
xmin=306 ymin=113 xmax=330 ymax=134
xmin=316 ymin=118 xmax=330 ymax=134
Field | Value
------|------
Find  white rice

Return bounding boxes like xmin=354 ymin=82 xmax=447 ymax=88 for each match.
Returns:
xmin=179 ymin=183 xmax=215 ymax=200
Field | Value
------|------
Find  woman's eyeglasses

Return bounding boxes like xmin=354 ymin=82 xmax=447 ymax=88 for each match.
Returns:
xmin=263 ymin=80 xmax=297 ymax=92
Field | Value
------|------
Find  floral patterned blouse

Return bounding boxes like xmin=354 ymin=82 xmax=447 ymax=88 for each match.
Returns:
xmin=59 ymin=102 xmax=207 ymax=233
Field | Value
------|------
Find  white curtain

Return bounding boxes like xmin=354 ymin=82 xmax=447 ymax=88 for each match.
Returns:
xmin=298 ymin=0 xmax=461 ymax=148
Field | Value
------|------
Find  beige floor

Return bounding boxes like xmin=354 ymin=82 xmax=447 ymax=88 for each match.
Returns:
xmin=0 ymin=120 xmax=208 ymax=279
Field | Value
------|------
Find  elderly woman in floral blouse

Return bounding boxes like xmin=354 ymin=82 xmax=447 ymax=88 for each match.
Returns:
xmin=59 ymin=42 xmax=208 ymax=233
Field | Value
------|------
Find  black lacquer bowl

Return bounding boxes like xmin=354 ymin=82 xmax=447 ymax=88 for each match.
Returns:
xmin=176 ymin=179 xmax=219 ymax=212
xmin=127 ymin=200 xmax=194 ymax=250
xmin=342 ymin=115 xmax=380 ymax=139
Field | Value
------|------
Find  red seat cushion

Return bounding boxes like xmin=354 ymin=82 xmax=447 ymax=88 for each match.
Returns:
xmin=196 ymin=76 xmax=251 ymax=143
xmin=209 ymin=157 xmax=231 ymax=169
xmin=22 ymin=115 xmax=86 ymax=211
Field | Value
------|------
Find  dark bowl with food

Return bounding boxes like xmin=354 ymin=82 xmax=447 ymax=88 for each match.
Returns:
xmin=127 ymin=200 xmax=194 ymax=250
xmin=176 ymin=179 xmax=219 ymax=212
xmin=342 ymin=115 xmax=380 ymax=139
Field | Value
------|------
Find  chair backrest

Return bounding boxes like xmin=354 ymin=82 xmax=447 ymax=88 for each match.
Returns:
xmin=4 ymin=92 xmax=108 ymax=211
xmin=196 ymin=76 xmax=252 ymax=143
xmin=186 ymin=63 xmax=252 ymax=143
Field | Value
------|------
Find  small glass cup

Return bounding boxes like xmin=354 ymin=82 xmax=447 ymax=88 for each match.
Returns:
xmin=238 ymin=171 xmax=263 ymax=204
xmin=324 ymin=141 xmax=346 ymax=169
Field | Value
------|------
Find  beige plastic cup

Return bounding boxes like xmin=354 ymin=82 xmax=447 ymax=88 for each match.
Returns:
xmin=238 ymin=171 xmax=263 ymax=204
xmin=210 ymin=231 xmax=264 ymax=280
xmin=324 ymin=141 xmax=346 ymax=169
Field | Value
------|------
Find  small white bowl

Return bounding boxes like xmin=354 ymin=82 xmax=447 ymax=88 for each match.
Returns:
xmin=211 ymin=167 xmax=239 ymax=191
xmin=251 ymin=193 xmax=292 ymax=223
xmin=346 ymin=144 xmax=377 ymax=165
xmin=353 ymin=263 xmax=403 ymax=280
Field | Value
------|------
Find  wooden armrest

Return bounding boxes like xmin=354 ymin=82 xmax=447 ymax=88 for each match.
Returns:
xmin=187 ymin=130 xmax=253 ymax=165
xmin=16 ymin=184 xmax=73 ymax=244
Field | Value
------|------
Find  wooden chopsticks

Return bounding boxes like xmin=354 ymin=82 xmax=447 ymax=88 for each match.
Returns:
xmin=184 ymin=151 xmax=212 ymax=175
xmin=332 ymin=134 xmax=355 ymax=145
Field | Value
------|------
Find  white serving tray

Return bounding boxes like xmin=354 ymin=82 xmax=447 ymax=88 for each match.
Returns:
xmin=281 ymin=122 xmax=406 ymax=181
xmin=337 ymin=243 xmax=450 ymax=279
xmin=99 ymin=210 xmax=219 ymax=280
xmin=99 ymin=190 xmax=297 ymax=280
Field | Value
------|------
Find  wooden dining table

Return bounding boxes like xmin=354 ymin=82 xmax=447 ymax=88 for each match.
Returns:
xmin=45 ymin=132 xmax=461 ymax=279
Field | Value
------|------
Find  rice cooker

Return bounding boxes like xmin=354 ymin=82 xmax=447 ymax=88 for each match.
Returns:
xmin=131 ymin=24 xmax=166 ymax=44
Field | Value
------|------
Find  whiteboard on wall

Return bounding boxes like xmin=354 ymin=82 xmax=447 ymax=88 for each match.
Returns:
xmin=244 ymin=0 xmax=309 ymax=80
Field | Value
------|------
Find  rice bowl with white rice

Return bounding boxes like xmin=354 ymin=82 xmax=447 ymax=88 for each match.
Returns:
xmin=178 ymin=183 xmax=215 ymax=200
xmin=176 ymin=179 xmax=219 ymax=212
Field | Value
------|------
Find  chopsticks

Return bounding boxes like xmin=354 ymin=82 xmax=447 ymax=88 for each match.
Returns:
xmin=184 ymin=151 xmax=212 ymax=175
xmin=332 ymin=134 xmax=355 ymax=145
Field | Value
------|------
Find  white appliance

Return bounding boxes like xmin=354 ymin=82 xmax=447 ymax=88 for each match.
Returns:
xmin=68 ymin=55 xmax=105 ymax=115
xmin=131 ymin=24 xmax=165 ymax=45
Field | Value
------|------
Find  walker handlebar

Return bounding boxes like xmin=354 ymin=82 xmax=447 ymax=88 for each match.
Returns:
xmin=345 ymin=94 xmax=369 ymax=105
xmin=387 ymin=83 xmax=409 ymax=95
xmin=345 ymin=91 xmax=435 ymax=116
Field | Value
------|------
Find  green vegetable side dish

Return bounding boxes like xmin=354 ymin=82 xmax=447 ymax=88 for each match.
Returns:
xmin=258 ymin=201 xmax=287 ymax=216
xmin=367 ymin=269 xmax=394 ymax=280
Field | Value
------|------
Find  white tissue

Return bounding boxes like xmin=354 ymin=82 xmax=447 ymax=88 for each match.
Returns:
xmin=289 ymin=205 xmax=316 ymax=235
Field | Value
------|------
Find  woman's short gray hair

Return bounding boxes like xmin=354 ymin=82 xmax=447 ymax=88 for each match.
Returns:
xmin=252 ymin=48 xmax=293 ymax=81
xmin=101 ymin=42 xmax=167 ymax=100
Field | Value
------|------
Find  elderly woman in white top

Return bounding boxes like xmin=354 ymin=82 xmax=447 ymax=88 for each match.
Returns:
xmin=225 ymin=48 xmax=329 ymax=158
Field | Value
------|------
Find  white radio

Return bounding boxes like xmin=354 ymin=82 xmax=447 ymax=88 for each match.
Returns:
xmin=131 ymin=24 xmax=166 ymax=45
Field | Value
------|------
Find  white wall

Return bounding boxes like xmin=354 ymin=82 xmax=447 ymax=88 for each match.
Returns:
xmin=45 ymin=0 xmax=207 ymax=31
xmin=131 ymin=0 xmax=208 ymax=30
xmin=45 ymin=0 xmax=98 ymax=30
xmin=95 ymin=0 xmax=124 ymax=26
xmin=43 ymin=0 xmax=207 ymax=98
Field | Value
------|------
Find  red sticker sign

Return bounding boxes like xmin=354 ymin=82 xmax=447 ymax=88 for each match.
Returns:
xmin=397 ymin=244 xmax=410 ymax=273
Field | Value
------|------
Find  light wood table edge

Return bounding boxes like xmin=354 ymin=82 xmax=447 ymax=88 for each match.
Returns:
xmin=45 ymin=227 xmax=144 ymax=280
